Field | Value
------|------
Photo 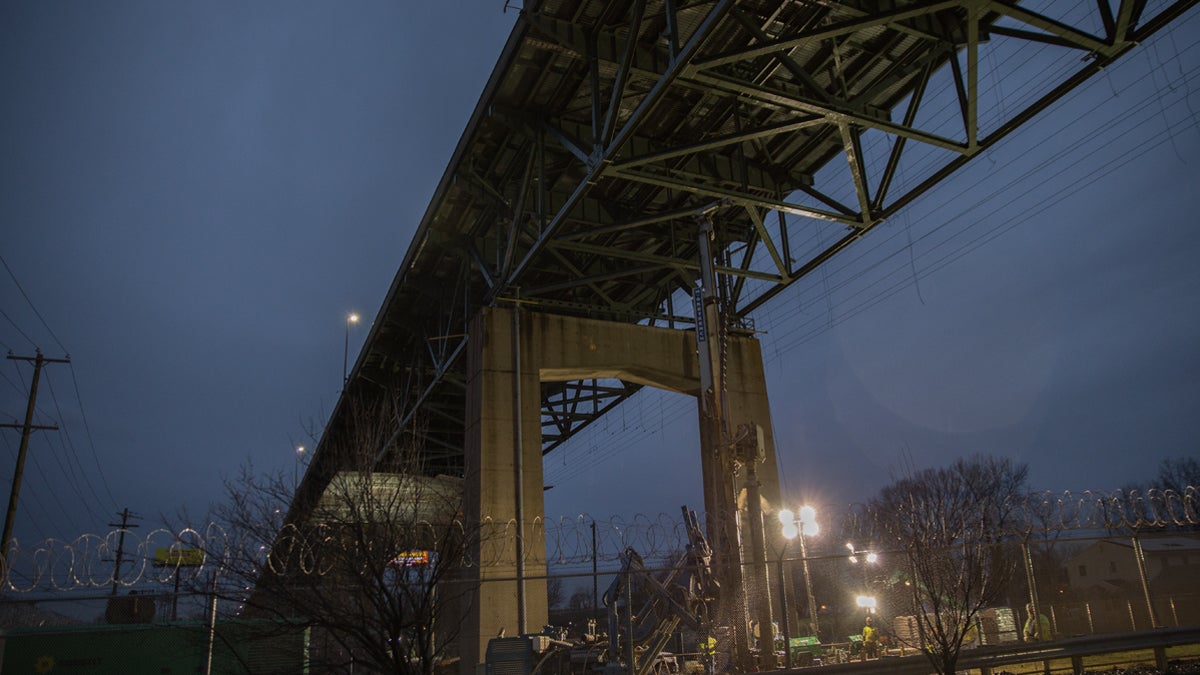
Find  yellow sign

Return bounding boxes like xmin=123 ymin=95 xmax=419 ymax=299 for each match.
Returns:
xmin=392 ymin=550 xmax=430 ymax=566
xmin=153 ymin=548 xmax=204 ymax=567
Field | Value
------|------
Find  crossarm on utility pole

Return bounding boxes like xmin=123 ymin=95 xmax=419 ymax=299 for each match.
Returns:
xmin=2 ymin=351 xmax=70 ymax=565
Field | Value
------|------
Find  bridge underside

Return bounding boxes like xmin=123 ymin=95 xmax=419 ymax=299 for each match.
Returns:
xmin=284 ymin=0 xmax=1192 ymax=493
xmin=283 ymin=0 xmax=1197 ymax=664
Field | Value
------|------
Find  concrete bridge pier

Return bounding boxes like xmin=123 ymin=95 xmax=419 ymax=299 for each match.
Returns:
xmin=461 ymin=306 xmax=781 ymax=673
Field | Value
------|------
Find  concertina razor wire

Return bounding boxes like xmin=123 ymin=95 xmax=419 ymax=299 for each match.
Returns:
xmin=0 ymin=487 xmax=1194 ymax=592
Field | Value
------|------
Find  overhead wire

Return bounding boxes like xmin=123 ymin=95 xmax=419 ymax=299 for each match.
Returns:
xmin=22 ymin=431 xmax=94 ymax=535
xmin=68 ymin=364 xmax=119 ymax=510
xmin=0 ymin=308 xmax=37 ymax=351
xmin=40 ymin=370 xmax=115 ymax=524
xmin=742 ymin=9 xmax=1079 ymax=291
xmin=0 ymin=247 xmax=121 ymax=535
xmin=733 ymin=0 xmax=1113 ymax=305
xmin=761 ymin=31 xmax=1200 ymax=344
xmin=767 ymin=41 xmax=1200 ymax=352
xmin=0 ymin=254 xmax=68 ymax=355
xmin=10 ymin=399 xmax=88 ymax=537
xmin=0 ymin=367 xmax=26 ymax=399
xmin=549 ymin=16 xmax=1084 ymax=482
xmin=0 ymin=431 xmax=52 ymax=541
xmin=544 ymin=13 xmax=1200 ymax=495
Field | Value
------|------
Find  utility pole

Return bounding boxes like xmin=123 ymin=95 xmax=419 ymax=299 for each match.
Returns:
xmin=1 ymin=350 xmax=69 ymax=566
xmin=108 ymin=508 xmax=140 ymax=595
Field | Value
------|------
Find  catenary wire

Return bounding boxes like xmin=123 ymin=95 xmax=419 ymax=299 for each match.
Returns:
xmin=0 ymin=254 xmax=68 ymax=355
xmin=544 ymin=18 xmax=1200 ymax=492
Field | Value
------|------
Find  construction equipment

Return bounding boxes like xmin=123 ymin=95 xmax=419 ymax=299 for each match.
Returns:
xmin=485 ymin=507 xmax=717 ymax=675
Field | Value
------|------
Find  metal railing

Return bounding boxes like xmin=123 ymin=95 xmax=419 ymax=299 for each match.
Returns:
xmin=769 ymin=627 xmax=1200 ymax=675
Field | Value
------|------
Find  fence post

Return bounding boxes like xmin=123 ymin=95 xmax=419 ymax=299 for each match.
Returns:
xmin=203 ymin=572 xmax=218 ymax=675
xmin=1130 ymin=535 xmax=1160 ymax=629
xmin=1021 ymin=540 xmax=1043 ymax=636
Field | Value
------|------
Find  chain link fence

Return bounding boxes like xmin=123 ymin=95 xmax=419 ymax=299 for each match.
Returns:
xmin=0 ymin=489 xmax=1195 ymax=673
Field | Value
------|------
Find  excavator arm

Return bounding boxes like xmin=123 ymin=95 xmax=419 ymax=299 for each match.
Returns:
xmin=603 ymin=507 xmax=718 ymax=675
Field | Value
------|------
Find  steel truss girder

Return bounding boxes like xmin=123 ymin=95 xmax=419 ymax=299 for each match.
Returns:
xmin=304 ymin=0 xmax=1197 ymax=500
xmin=541 ymin=379 xmax=643 ymax=454
xmin=513 ymin=0 xmax=1194 ymax=321
xmin=502 ymin=0 xmax=738 ymax=289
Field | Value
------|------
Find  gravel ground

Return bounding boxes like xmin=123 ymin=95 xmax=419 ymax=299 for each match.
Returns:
xmin=1083 ymin=661 xmax=1200 ymax=675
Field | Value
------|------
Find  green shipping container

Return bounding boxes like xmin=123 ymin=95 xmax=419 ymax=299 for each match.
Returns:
xmin=0 ymin=619 xmax=307 ymax=674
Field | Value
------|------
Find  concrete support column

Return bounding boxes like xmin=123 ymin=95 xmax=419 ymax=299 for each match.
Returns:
xmin=462 ymin=307 xmax=548 ymax=672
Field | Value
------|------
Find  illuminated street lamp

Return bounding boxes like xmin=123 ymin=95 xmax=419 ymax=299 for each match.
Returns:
xmin=847 ymin=542 xmax=879 ymax=617
xmin=856 ymin=595 xmax=878 ymax=614
xmin=780 ymin=505 xmax=820 ymax=640
xmin=344 ymin=312 xmax=360 ymax=384
xmin=294 ymin=445 xmax=305 ymax=486
xmin=846 ymin=542 xmax=878 ymax=565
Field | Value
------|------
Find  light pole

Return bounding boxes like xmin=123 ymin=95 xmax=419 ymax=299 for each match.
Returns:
xmin=847 ymin=542 xmax=879 ymax=614
xmin=775 ymin=538 xmax=793 ymax=668
xmin=780 ymin=505 xmax=820 ymax=640
xmin=847 ymin=542 xmax=879 ymax=658
xmin=343 ymin=312 xmax=360 ymax=384
xmin=294 ymin=445 xmax=305 ymax=486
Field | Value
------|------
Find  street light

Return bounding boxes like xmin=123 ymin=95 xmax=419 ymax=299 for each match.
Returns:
xmin=344 ymin=312 xmax=360 ymax=384
xmin=780 ymin=505 xmax=820 ymax=642
xmin=846 ymin=542 xmax=878 ymax=565
xmin=294 ymin=445 xmax=305 ymax=486
xmin=855 ymin=595 xmax=878 ymax=613
xmin=847 ymin=542 xmax=879 ymax=618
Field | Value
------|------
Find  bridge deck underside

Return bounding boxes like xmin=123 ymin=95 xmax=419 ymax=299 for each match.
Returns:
xmin=293 ymin=0 xmax=1195 ymax=509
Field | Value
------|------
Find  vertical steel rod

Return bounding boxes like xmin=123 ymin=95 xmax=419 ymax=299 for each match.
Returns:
xmin=512 ymin=298 xmax=527 ymax=634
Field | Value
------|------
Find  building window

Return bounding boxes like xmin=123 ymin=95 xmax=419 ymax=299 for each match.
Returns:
xmin=1109 ymin=561 xmax=1117 ymax=573
xmin=1078 ymin=565 xmax=1087 ymax=577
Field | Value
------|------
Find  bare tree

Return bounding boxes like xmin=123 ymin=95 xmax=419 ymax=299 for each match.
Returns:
xmin=1155 ymin=456 xmax=1200 ymax=494
xmin=196 ymin=396 xmax=475 ymax=675
xmin=546 ymin=577 xmax=565 ymax=610
xmin=866 ymin=456 xmax=1028 ymax=675
xmin=1153 ymin=457 xmax=1200 ymax=532
xmin=566 ymin=588 xmax=591 ymax=612
xmin=1098 ymin=456 xmax=1200 ymax=534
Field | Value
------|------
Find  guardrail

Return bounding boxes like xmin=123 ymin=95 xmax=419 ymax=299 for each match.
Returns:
xmin=772 ymin=626 xmax=1200 ymax=675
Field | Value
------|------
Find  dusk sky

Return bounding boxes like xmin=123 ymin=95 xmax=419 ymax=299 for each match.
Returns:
xmin=2 ymin=3 xmax=1198 ymax=548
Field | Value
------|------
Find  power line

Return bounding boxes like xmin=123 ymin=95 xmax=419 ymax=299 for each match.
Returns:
xmin=767 ymin=58 xmax=1200 ymax=353
xmin=0 ymin=308 xmax=37 ymax=351
xmin=544 ymin=17 xmax=1200 ymax=494
xmin=0 ymin=254 xmax=68 ymax=355
xmin=760 ymin=34 xmax=1200 ymax=345
xmin=67 ymin=364 xmax=119 ymax=510
xmin=0 ymin=434 xmax=49 ymax=541
xmin=40 ymin=370 xmax=109 ymax=524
